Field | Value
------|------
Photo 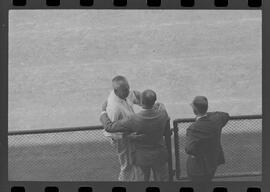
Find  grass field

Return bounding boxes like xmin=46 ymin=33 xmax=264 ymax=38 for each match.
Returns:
xmin=8 ymin=10 xmax=261 ymax=131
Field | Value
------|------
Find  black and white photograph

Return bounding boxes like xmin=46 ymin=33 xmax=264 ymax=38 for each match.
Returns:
xmin=8 ymin=10 xmax=262 ymax=182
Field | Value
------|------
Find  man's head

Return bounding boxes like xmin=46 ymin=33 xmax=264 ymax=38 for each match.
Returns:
xmin=141 ymin=89 xmax=157 ymax=109
xmin=112 ymin=75 xmax=130 ymax=100
xmin=191 ymin=96 xmax=208 ymax=116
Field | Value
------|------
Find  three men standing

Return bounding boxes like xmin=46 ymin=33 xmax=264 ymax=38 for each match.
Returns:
xmin=101 ymin=76 xmax=229 ymax=182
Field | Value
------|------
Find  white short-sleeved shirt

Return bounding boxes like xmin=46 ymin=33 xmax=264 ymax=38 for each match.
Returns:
xmin=103 ymin=90 xmax=138 ymax=140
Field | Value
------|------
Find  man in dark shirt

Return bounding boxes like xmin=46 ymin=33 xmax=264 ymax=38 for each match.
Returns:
xmin=100 ymin=89 xmax=170 ymax=181
xmin=185 ymin=96 xmax=229 ymax=182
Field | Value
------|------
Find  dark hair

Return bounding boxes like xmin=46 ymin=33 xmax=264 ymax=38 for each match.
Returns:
xmin=141 ymin=89 xmax=156 ymax=108
xmin=193 ymin=96 xmax=208 ymax=115
xmin=195 ymin=103 xmax=208 ymax=114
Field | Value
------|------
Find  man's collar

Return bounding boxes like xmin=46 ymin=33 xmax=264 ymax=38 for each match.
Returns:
xmin=196 ymin=114 xmax=207 ymax=121
xmin=112 ymin=90 xmax=126 ymax=102
xmin=140 ymin=108 xmax=153 ymax=113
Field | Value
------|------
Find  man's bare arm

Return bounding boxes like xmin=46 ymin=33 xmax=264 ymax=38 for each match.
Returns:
xmin=132 ymin=90 xmax=142 ymax=105
xmin=101 ymin=100 xmax=108 ymax=111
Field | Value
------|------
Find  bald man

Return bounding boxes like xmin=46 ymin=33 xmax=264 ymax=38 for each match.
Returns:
xmin=103 ymin=75 xmax=142 ymax=181
xmin=100 ymin=90 xmax=170 ymax=181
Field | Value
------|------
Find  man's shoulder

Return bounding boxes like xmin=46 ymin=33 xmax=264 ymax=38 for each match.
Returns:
xmin=189 ymin=118 xmax=209 ymax=131
xmin=207 ymin=111 xmax=229 ymax=117
xmin=154 ymin=102 xmax=170 ymax=120
xmin=106 ymin=91 xmax=122 ymax=110
xmin=107 ymin=90 xmax=120 ymax=103
xmin=154 ymin=102 xmax=167 ymax=112
xmin=207 ymin=111 xmax=230 ymax=122
xmin=107 ymin=90 xmax=115 ymax=99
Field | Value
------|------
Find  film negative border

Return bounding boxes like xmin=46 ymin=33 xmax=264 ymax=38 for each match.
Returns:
xmin=9 ymin=0 xmax=263 ymax=9
xmin=7 ymin=182 xmax=264 ymax=192
xmin=1 ymin=0 xmax=269 ymax=191
xmin=6 ymin=186 xmax=263 ymax=192
xmin=8 ymin=186 xmax=264 ymax=192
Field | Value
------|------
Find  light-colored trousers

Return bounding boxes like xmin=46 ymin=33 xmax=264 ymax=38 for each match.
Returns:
xmin=140 ymin=163 xmax=168 ymax=181
xmin=114 ymin=137 xmax=143 ymax=181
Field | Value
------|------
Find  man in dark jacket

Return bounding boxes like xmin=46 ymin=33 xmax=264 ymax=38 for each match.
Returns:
xmin=100 ymin=89 xmax=170 ymax=181
xmin=185 ymin=96 xmax=229 ymax=182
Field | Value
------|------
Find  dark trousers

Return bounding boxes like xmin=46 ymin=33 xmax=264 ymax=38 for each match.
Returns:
xmin=190 ymin=174 xmax=214 ymax=182
xmin=189 ymin=173 xmax=215 ymax=192
xmin=140 ymin=163 xmax=168 ymax=181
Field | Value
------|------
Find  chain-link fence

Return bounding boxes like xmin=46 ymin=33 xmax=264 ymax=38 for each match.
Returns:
xmin=172 ymin=115 xmax=262 ymax=180
xmin=8 ymin=126 xmax=120 ymax=181
xmin=9 ymin=115 xmax=261 ymax=181
xmin=9 ymin=125 xmax=173 ymax=181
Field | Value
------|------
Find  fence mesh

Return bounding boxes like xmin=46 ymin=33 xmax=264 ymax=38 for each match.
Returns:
xmin=8 ymin=115 xmax=261 ymax=181
xmin=173 ymin=116 xmax=262 ymax=180
xmin=8 ymin=128 xmax=119 ymax=181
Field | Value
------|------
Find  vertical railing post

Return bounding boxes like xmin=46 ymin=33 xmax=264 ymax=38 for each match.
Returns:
xmin=173 ymin=120 xmax=180 ymax=180
xmin=165 ymin=120 xmax=174 ymax=181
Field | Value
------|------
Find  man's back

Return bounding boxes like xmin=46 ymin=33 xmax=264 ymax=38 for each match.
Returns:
xmin=125 ymin=103 xmax=170 ymax=148
xmin=185 ymin=112 xmax=229 ymax=177
xmin=124 ymin=103 xmax=170 ymax=177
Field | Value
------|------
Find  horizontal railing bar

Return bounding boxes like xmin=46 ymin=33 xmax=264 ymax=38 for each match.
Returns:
xmin=8 ymin=125 xmax=103 ymax=136
xmin=229 ymin=114 xmax=262 ymax=120
xmin=174 ymin=114 xmax=262 ymax=124
xmin=9 ymin=114 xmax=262 ymax=136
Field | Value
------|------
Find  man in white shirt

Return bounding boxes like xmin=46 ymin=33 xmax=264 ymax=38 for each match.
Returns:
xmin=103 ymin=75 xmax=141 ymax=181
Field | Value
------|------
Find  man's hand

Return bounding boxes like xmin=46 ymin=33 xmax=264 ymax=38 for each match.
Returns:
xmin=99 ymin=111 xmax=108 ymax=122
xmin=133 ymin=90 xmax=142 ymax=106
xmin=153 ymin=102 xmax=166 ymax=111
xmin=127 ymin=132 xmax=146 ymax=141
xmin=102 ymin=100 xmax=108 ymax=111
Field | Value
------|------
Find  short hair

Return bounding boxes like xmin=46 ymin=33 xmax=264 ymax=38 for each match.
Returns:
xmin=141 ymin=89 xmax=157 ymax=107
xmin=192 ymin=96 xmax=208 ymax=114
xmin=112 ymin=75 xmax=129 ymax=90
xmin=112 ymin=75 xmax=127 ymax=83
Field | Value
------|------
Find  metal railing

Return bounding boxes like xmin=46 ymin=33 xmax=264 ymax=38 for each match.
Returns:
xmin=8 ymin=125 xmax=103 ymax=135
xmin=8 ymin=124 xmax=174 ymax=181
xmin=172 ymin=114 xmax=262 ymax=180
